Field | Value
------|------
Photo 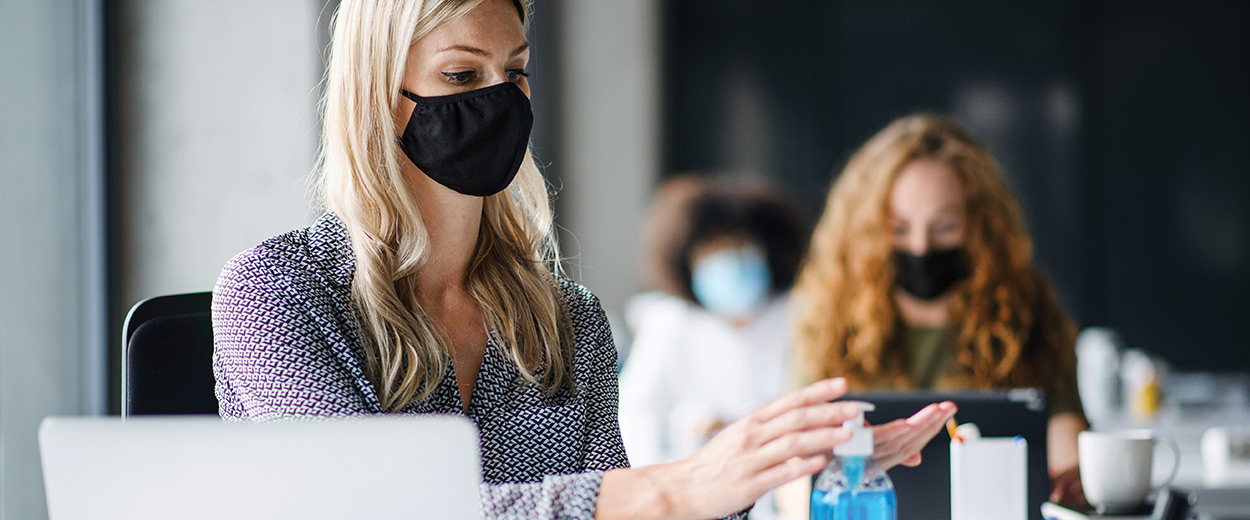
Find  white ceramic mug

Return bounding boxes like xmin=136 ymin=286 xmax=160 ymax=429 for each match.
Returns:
xmin=1078 ymin=430 xmax=1180 ymax=513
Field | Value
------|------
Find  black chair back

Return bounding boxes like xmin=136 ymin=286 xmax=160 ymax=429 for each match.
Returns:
xmin=121 ymin=291 xmax=217 ymax=416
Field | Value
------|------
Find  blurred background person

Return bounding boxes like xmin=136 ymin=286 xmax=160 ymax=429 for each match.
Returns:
xmin=619 ymin=174 xmax=810 ymax=471
xmin=791 ymin=114 xmax=1089 ymax=507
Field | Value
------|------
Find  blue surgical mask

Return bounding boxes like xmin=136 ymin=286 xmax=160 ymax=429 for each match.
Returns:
xmin=690 ymin=247 xmax=772 ymax=319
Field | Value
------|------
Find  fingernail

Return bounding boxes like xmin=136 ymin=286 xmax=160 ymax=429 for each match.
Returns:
xmin=830 ymin=378 xmax=846 ymax=390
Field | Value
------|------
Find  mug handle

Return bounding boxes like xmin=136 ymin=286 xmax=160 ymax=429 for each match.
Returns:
xmin=1151 ymin=437 xmax=1181 ymax=490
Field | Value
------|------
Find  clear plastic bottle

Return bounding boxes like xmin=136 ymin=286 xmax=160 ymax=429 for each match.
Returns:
xmin=810 ymin=402 xmax=897 ymax=520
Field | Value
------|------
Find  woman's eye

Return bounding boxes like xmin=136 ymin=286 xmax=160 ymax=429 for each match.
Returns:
xmin=442 ymin=71 xmax=475 ymax=84
xmin=506 ymin=69 xmax=530 ymax=82
xmin=934 ymin=221 xmax=961 ymax=234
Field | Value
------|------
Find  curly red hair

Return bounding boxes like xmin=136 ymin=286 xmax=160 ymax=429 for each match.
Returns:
xmin=793 ymin=114 xmax=1077 ymax=393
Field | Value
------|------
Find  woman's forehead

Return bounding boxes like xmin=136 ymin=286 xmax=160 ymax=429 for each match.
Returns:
xmin=418 ymin=0 xmax=525 ymax=50
xmin=889 ymin=160 xmax=966 ymax=218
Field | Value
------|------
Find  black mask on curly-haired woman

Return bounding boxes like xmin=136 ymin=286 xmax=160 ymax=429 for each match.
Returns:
xmin=398 ymin=82 xmax=533 ymax=197
xmin=892 ymin=248 xmax=970 ymax=300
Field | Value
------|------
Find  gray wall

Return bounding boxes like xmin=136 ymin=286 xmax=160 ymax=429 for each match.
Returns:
xmin=1 ymin=0 xmax=325 ymax=516
xmin=0 ymin=1 xmax=106 ymax=518
xmin=113 ymin=0 xmax=322 ymax=325
xmin=555 ymin=0 xmax=659 ymax=320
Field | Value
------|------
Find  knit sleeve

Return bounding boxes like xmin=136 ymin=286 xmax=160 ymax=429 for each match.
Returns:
xmin=472 ymin=280 xmax=625 ymax=519
xmin=576 ymin=288 xmax=632 ymax=473
xmin=478 ymin=473 xmax=750 ymax=520
xmin=211 ymin=247 xmax=379 ymax=420
xmin=479 ymin=472 xmax=605 ymax=519
xmin=552 ymin=280 xmax=749 ymax=520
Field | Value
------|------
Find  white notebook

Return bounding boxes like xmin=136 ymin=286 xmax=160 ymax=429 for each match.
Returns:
xmin=951 ymin=436 xmax=1028 ymax=520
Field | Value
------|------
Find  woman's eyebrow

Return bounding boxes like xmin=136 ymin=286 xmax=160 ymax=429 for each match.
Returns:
xmin=435 ymin=42 xmax=530 ymax=57
xmin=436 ymin=44 xmax=489 ymax=56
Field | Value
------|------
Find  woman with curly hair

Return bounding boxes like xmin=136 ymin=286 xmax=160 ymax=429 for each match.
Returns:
xmin=792 ymin=114 xmax=1088 ymax=506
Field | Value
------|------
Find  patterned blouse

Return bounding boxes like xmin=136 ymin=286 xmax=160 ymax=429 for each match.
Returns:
xmin=211 ymin=211 xmax=629 ymax=519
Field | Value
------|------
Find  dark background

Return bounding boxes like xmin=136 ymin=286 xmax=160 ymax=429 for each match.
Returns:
xmin=659 ymin=1 xmax=1250 ymax=372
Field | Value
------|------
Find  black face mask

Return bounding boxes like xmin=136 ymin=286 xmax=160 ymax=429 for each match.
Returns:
xmin=398 ymin=82 xmax=533 ymax=197
xmin=892 ymin=248 xmax=970 ymax=300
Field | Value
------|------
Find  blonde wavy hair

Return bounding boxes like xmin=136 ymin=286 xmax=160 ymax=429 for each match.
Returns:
xmin=317 ymin=0 xmax=572 ymax=411
xmin=793 ymin=114 xmax=1076 ymax=393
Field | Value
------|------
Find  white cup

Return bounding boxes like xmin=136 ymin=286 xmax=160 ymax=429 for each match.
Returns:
xmin=1078 ymin=430 xmax=1180 ymax=513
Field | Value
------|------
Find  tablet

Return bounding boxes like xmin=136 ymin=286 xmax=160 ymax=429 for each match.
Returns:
xmin=842 ymin=389 xmax=1051 ymax=520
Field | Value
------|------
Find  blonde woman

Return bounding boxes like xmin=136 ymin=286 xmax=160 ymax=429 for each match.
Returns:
xmin=212 ymin=1 xmax=955 ymax=518
xmin=792 ymin=114 xmax=1088 ymax=507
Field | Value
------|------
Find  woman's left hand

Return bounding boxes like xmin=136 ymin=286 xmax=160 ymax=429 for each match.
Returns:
xmin=870 ymin=401 xmax=958 ymax=469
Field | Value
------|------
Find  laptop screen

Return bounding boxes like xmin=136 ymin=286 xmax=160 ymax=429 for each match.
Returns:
xmin=39 ymin=415 xmax=482 ymax=520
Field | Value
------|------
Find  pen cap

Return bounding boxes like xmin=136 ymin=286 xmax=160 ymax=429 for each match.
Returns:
xmin=834 ymin=401 xmax=875 ymax=456
xmin=955 ymin=422 xmax=982 ymax=442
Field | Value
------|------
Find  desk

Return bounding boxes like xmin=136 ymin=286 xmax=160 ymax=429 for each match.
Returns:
xmin=1091 ymin=406 xmax=1250 ymax=489
xmin=1060 ymin=405 xmax=1250 ymax=520
xmin=1189 ymin=488 xmax=1250 ymax=520
xmin=1044 ymin=488 xmax=1250 ymax=520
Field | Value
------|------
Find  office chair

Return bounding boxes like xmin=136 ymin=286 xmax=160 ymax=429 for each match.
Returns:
xmin=121 ymin=291 xmax=218 ymax=416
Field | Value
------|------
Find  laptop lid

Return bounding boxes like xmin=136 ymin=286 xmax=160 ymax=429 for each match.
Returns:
xmin=39 ymin=415 xmax=482 ymax=520
xmin=842 ymin=389 xmax=1051 ymax=520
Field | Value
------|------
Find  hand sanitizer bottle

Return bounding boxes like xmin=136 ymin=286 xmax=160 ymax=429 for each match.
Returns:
xmin=810 ymin=401 xmax=897 ymax=520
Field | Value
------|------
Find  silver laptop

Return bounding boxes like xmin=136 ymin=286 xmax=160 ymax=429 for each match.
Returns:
xmin=39 ymin=415 xmax=482 ymax=520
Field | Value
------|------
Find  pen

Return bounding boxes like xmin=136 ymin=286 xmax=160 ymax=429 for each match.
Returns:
xmin=946 ymin=418 xmax=963 ymax=443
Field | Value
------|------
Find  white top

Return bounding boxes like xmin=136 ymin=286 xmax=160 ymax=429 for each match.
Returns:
xmin=618 ymin=293 xmax=793 ymax=467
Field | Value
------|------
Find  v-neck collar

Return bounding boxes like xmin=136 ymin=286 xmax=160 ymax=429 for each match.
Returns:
xmin=402 ymin=331 xmax=514 ymax=420
xmin=306 ymin=212 xmax=522 ymax=419
xmin=448 ymin=334 xmax=493 ymax=416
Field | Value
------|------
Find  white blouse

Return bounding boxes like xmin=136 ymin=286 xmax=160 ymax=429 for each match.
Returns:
xmin=618 ymin=294 xmax=793 ymax=467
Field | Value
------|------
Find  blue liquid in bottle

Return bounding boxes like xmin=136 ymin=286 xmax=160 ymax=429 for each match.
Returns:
xmin=810 ymin=455 xmax=897 ymax=520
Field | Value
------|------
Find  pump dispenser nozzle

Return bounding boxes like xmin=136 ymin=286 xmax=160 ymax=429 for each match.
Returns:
xmin=812 ymin=400 xmax=897 ymax=519
xmin=834 ymin=401 xmax=875 ymax=457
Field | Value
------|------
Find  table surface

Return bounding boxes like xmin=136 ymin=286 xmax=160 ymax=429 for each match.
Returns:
xmin=1044 ymin=488 xmax=1250 ymax=520
xmin=1090 ymin=405 xmax=1250 ymax=489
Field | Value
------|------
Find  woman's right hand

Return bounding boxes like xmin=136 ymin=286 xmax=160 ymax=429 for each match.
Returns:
xmin=655 ymin=378 xmax=862 ymax=519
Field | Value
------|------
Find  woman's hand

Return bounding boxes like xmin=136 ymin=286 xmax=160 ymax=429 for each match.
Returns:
xmin=598 ymin=380 xmax=959 ymax=520
xmin=655 ymin=378 xmax=861 ymax=519
xmin=1047 ymin=413 xmax=1086 ymax=508
xmin=1049 ymin=464 xmax=1087 ymax=510
xmin=692 ymin=415 xmax=728 ymax=442
xmin=869 ymin=401 xmax=958 ymax=468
